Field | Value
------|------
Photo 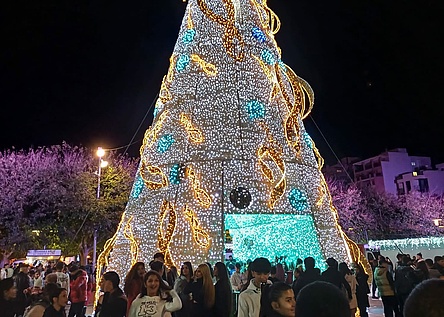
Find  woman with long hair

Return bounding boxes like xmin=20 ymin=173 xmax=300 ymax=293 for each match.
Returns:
xmin=339 ymin=262 xmax=358 ymax=317
xmin=354 ymin=263 xmax=370 ymax=317
xmin=0 ymin=278 xmax=18 ymax=317
xmin=174 ymin=262 xmax=193 ymax=317
xmin=184 ymin=263 xmax=215 ymax=317
xmin=42 ymin=287 xmax=68 ymax=317
xmin=128 ymin=270 xmax=182 ymax=317
xmin=260 ymin=282 xmax=295 ymax=317
xmin=24 ymin=283 xmax=60 ymax=317
xmin=213 ymin=262 xmax=232 ymax=317
xmin=124 ymin=262 xmax=146 ymax=314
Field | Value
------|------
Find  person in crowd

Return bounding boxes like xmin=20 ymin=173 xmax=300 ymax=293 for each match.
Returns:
xmin=99 ymin=271 xmax=127 ymax=317
xmin=24 ymin=283 xmax=60 ymax=317
xmin=295 ymin=281 xmax=350 ymax=317
xmin=230 ymin=263 xmax=244 ymax=291
xmin=430 ymin=255 xmax=444 ymax=277
xmin=15 ymin=262 xmax=33 ymax=315
xmin=183 ymin=263 xmax=214 ymax=317
xmin=374 ymin=259 xmax=400 ymax=317
xmin=268 ymin=267 xmax=280 ymax=284
xmin=275 ymin=264 xmax=285 ymax=283
xmin=213 ymin=262 xmax=232 ymax=317
xmin=54 ymin=262 xmax=70 ymax=296
xmin=1 ymin=264 xmax=14 ymax=280
xmin=93 ymin=275 xmax=106 ymax=317
xmin=403 ymin=279 xmax=444 ymax=317
xmin=408 ymin=260 xmax=429 ymax=287
xmin=238 ymin=257 xmax=271 ymax=317
xmin=394 ymin=255 xmax=414 ymax=316
xmin=167 ymin=266 xmax=178 ymax=287
xmin=45 ymin=273 xmax=58 ymax=285
xmin=370 ymin=258 xmax=379 ymax=299
xmin=321 ymin=258 xmax=352 ymax=300
xmin=31 ymin=270 xmax=44 ymax=299
xmin=291 ymin=256 xmax=321 ymax=298
xmin=124 ymin=262 xmax=146 ymax=314
xmin=174 ymin=262 xmax=193 ymax=317
xmin=240 ymin=266 xmax=253 ymax=293
xmin=68 ymin=265 xmax=88 ymax=317
xmin=339 ymin=262 xmax=358 ymax=317
xmin=260 ymin=282 xmax=295 ymax=317
xmin=43 ymin=286 xmax=68 ymax=317
xmin=151 ymin=261 xmax=169 ymax=286
xmin=0 ymin=277 xmax=18 ymax=317
xmin=205 ymin=262 xmax=216 ymax=284
xmin=354 ymin=263 xmax=370 ymax=317
xmin=128 ymin=270 xmax=181 ymax=317
xmin=153 ymin=253 xmax=169 ymax=282
xmin=415 ymin=253 xmax=423 ymax=262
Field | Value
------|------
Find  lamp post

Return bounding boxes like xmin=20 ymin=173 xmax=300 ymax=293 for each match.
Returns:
xmin=93 ymin=147 xmax=108 ymax=274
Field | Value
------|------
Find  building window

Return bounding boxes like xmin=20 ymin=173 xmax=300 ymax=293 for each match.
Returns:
xmin=397 ymin=182 xmax=405 ymax=195
xmin=411 ymin=161 xmax=416 ymax=166
xmin=418 ymin=179 xmax=429 ymax=193
xmin=406 ymin=181 xmax=411 ymax=193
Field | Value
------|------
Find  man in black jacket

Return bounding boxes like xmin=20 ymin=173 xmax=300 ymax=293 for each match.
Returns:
xmin=292 ymin=257 xmax=321 ymax=298
xmin=321 ymin=258 xmax=352 ymax=300
xmin=394 ymin=255 xmax=414 ymax=317
xmin=100 ymin=271 xmax=127 ymax=317
xmin=14 ymin=263 xmax=32 ymax=315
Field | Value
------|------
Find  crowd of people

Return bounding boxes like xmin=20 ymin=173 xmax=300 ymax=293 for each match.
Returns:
xmin=0 ymin=251 xmax=443 ymax=317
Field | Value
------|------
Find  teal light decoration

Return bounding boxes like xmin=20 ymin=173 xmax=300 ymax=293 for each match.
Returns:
xmin=157 ymin=135 xmax=175 ymax=153
xmin=245 ymin=100 xmax=266 ymax=121
xmin=225 ymin=214 xmax=326 ymax=271
xmin=153 ymin=107 xmax=160 ymax=118
xmin=182 ymin=29 xmax=196 ymax=44
xmin=176 ymin=55 xmax=190 ymax=72
xmin=261 ymin=49 xmax=276 ymax=65
xmin=278 ymin=60 xmax=287 ymax=72
xmin=131 ymin=175 xmax=145 ymax=198
xmin=303 ymin=132 xmax=313 ymax=149
xmin=169 ymin=164 xmax=181 ymax=185
xmin=288 ymin=188 xmax=309 ymax=212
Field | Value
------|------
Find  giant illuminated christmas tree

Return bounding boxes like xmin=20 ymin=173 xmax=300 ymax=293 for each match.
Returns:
xmin=99 ymin=0 xmax=369 ymax=280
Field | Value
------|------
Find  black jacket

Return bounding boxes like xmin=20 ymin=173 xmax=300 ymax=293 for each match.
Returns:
xmin=292 ymin=268 xmax=321 ymax=298
xmin=100 ymin=288 xmax=127 ymax=317
xmin=321 ymin=267 xmax=352 ymax=299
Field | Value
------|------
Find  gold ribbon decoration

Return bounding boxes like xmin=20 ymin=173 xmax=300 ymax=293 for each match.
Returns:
xmin=180 ymin=113 xmax=204 ymax=143
xmin=140 ymin=164 xmax=168 ymax=190
xmin=190 ymin=54 xmax=218 ymax=76
xmin=157 ymin=200 xmax=177 ymax=268
xmin=159 ymin=55 xmax=178 ymax=104
xmin=138 ymin=110 xmax=170 ymax=191
xmin=185 ymin=165 xmax=212 ymax=208
xmin=250 ymin=0 xmax=281 ymax=35
xmin=257 ymin=122 xmax=287 ymax=209
xmin=183 ymin=205 xmax=211 ymax=249
xmin=197 ymin=0 xmax=245 ymax=62
xmin=94 ymin=215 xmax=137 ymax=310
xmin=123 ymin=216 xmax=139 ymax=266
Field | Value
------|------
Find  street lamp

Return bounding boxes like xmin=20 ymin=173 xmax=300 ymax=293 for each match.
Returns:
xmin=93 ymin=147 xmax=108 ymax=274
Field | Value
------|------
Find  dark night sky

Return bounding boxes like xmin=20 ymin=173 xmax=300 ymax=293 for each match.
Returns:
xmin=2 ymin=0 xmax=443 ymax=165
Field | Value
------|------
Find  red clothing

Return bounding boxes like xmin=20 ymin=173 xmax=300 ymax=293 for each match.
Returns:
xmin=69 ymin=269 xmax=88 ymax=303
xmin=125 ymin=278 xmax=143 ymax=315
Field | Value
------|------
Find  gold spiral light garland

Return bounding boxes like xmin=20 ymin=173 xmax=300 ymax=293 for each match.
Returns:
xmin=183 ymin=205 xmax=211 ymax=249
xmin=157 ymin=200 xmax=178 ymax=267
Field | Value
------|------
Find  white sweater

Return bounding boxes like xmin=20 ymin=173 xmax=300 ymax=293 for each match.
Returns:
xmin=128 ymin=289 xmax=182 ymax=317
xmin=237 ymin=280 xmax=262 ymax=317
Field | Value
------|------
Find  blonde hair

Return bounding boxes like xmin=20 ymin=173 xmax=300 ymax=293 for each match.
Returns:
xmin=197 ymin=263 xmax=215 ymax=308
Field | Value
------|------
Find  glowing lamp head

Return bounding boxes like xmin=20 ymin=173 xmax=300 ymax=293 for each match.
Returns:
xmin=97 ymin=147 xmax=105 ymax=158
xmin=100 ymin=160 xmax=109 ymax=168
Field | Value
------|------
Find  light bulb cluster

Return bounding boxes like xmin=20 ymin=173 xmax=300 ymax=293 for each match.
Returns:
xmin=103 ymin=0 xmax=369 ymax=285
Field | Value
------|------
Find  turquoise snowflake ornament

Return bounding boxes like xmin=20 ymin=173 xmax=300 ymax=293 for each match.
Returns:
xmin=245 ymin=100 xmax=266 ymax=121
xmin=157 ymin=135 xmax=175 ymax=153
xmin=288 ymin=188 xmax=309 ymax=212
